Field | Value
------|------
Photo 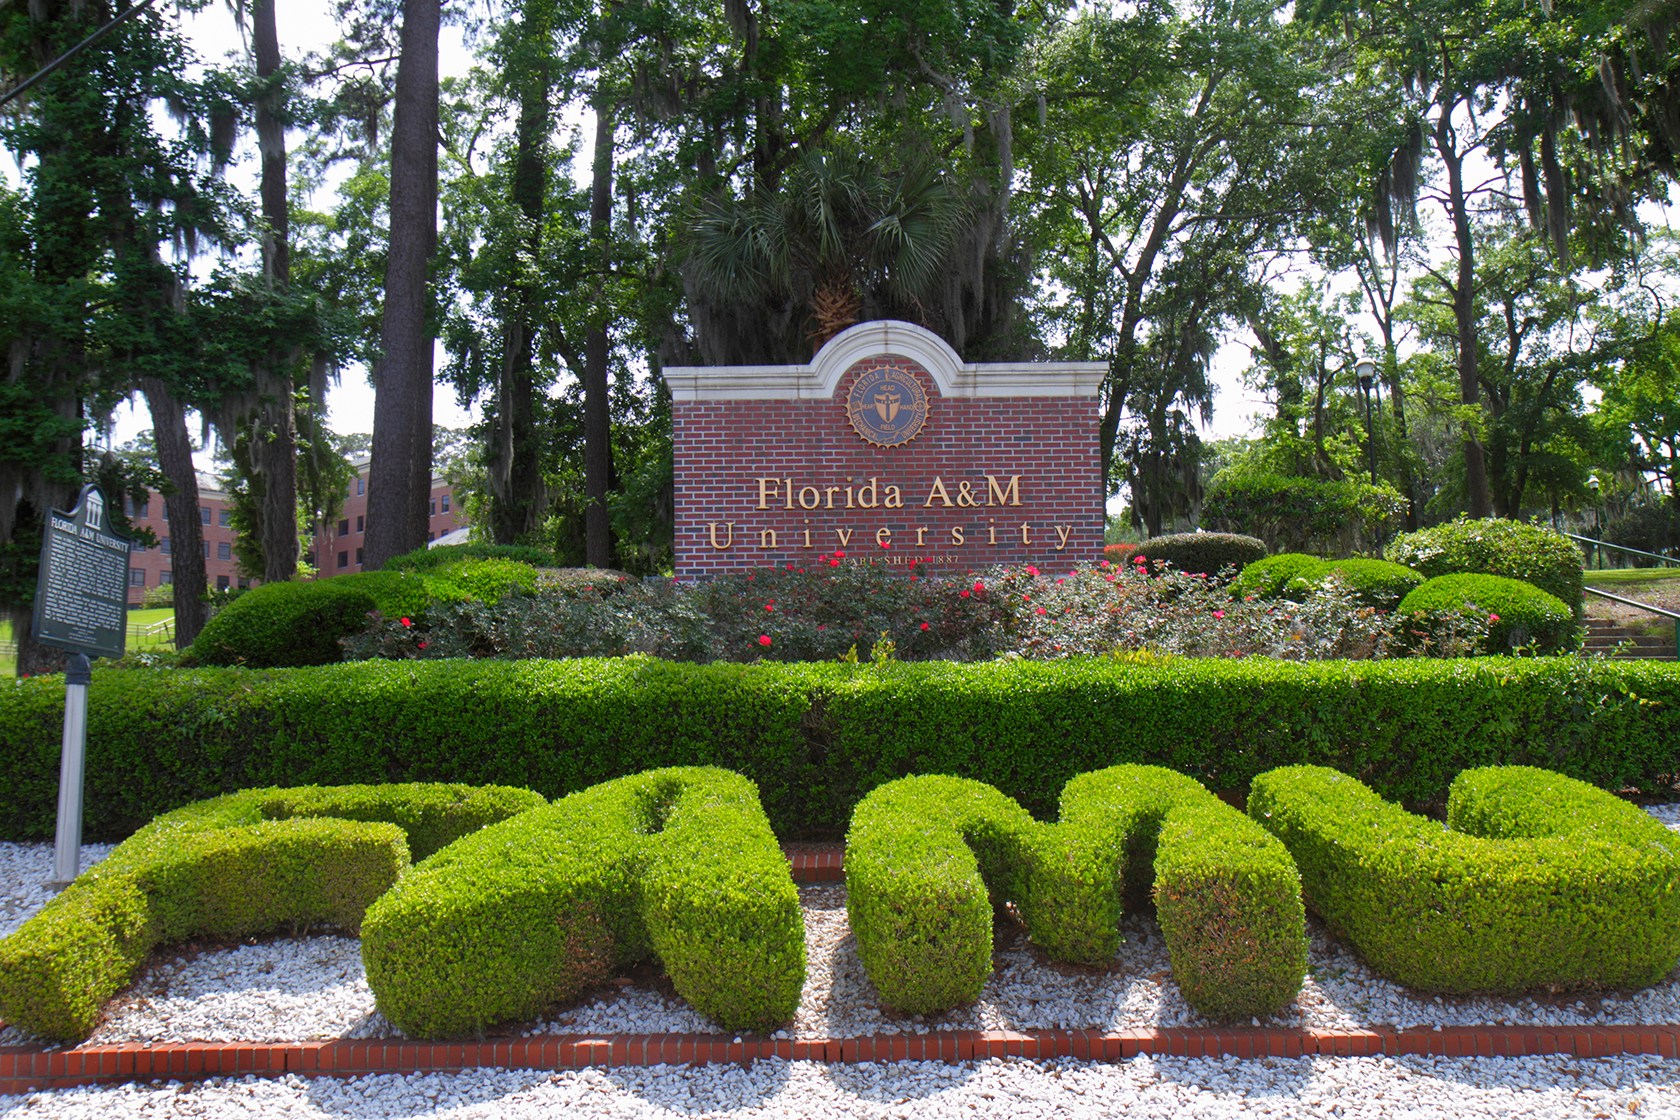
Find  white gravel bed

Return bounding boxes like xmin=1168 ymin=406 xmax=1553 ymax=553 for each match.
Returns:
xmin=0 ymin=842 xmax=113 ymax=942
xmin=5 ymin=1054 xmax=1680 ymax=1118
xmin=2 ymin=802 xmax=1679 ymax=1048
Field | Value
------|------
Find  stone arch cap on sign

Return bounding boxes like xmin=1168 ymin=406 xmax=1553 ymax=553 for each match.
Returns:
xmin=663 ymin=319 xmax=1106 ymax=402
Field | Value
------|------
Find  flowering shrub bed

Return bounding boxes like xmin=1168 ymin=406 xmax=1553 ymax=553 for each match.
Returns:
xmin=345 ymin=558 xmax=1443 ymax=665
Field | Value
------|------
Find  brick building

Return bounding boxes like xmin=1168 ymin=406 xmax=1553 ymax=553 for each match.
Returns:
xmin=122 ymin=460 xmax=466 ymax=606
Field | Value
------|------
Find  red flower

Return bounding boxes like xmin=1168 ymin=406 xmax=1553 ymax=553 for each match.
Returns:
xmin=417 ymin=640 xmax=428 ymax=649
xmin=919 ymin=622 xmax=930 ymax=631
xmin=1035 ymin=607 xmax=1047 ymax=616
xmin=960 ymin=589 xmax=971 ymax=599
xmin=765 ymin=603 xmax=775 ymax=611
xmin=879 ymin=539 xmax=891 ymax=549
xmin=1025 ymin=565 xmax=1040 ymax=577
xmin=758 ymin=634 xmax=772 ymax=647
xmin=833 ymin=550 xmax=846 ymax=559
xmin=974 ymin=579 xmax=985 ymax=592
xmin=400 ymin=617 xmax=412 ymax=628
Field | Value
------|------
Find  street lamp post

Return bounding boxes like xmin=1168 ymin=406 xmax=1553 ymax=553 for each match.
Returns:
xmin=1355 ymin=358 xmax=1379 ymax=486
xmin=1587 ymin=475 xmax=1602 ymax=567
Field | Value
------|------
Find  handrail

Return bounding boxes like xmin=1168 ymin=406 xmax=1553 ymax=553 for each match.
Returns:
xmin=1583 ymin=586 xmax=1680 ymax=623
xmin=1561 ymin=532 xmax=1680 ymax=568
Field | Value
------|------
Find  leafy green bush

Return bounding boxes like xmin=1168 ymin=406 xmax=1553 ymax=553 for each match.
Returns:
xmin=1134 ymin=532 xmax=1267 ymax=579
xmin=1288 ymin=559 xmax=1425 ymax=610
xmin=1397 ymin=573 xmax=1576 ymax=654
xmin=362 ymin=767 xmax=804 ymax=1035
xmin=0 ymin=783 xmax=544 ymax=1041
xmin=187 ymin=580 xmax=381 ymax=667
xmin=140 ymin=582 xmax=173 ymax=609
xmin=383 ymin=542 xmax=559 ymax=571
xmin=3 ymin=658 xmax=1678 ymax=844
xmin=1248 ymin=765 xmax=1680 ymax=993
xmin=1229 ymin=554 xmax=1329 ymax=600
xmin=538 ymin=567 xmax=637 ymax=596
xmin=428 ymin=559 xmax=539 ymax=604
xmin=1203 ymin=472 xmax=1407 ymax=555
xmin=846 ymin=766 xmax=1305 ymax=1020
xmin=1385 ymin=518 xmax=1585 ymax=615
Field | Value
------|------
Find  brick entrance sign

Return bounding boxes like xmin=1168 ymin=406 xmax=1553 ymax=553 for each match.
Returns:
xmin=666 ymin=320 xmax=1106 ymax=577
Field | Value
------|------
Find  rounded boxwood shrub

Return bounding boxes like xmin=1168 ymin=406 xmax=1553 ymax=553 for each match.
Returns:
xmin=1229 ymin=553 xmax=1329 ymax=600
xmin=1248 ymin=764 xmax=1680 ymax=993
xmin=0 ymin=782 xmax=545 ymax=1042
xmin=1287 ymin=558 xmax=1425 ymax=610
xmin=1384 ymin=518 xmax=1584 ymax=615
xmin=1397 ymin=573 xmax=1576 ymax=654
xmin=1134 ymin=532 xmax=1267 ymax=579
xmin=428 ymin=559 xmax=539 ymax=604
xmin=188 ymin=580 xmax=381 ymax=667
xmin=383 ymin=542 xmax=559 ymax=571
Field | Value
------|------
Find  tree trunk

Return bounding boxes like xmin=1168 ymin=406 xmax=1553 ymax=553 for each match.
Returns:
xmin=364 ymin=0 xmax=440 ymax=572
xmin=1438 ymin=100 xmax=1492 ymax=519
xmin=251 ymin=0 xmax=299 ymax=583
xmin=582 ymin=93 xmax=615 ymax=567
xmin=142 ymin=378 xmax=208 ymax=648
xmin=487 ymin=42 xmax=551 ymax=544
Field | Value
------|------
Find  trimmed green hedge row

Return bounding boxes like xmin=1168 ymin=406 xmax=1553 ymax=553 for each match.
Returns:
xmin=1 ymin=658 xmax=1678 ymax=842
xmin=1248 ymin=766 xmax=1680 ymax=992
xmin=0 ymin=783 xmax=544 ymax=1041
xmin=362 ymin=767 xmax=804 ymax=1035
xmin=845 ymin=767 xmax=1306 ymax=1020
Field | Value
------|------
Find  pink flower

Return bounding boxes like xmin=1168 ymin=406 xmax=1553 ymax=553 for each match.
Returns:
xmin=1025 ymin=565 xmax=1040 ymax=577
xmin=960 ymin=589 xmax=971 ymax=599
xmin=1023 ymin=594 xmax=1031 ymax=602
xmin=416 ymin=640 xmax=428 ymax=649
xmin=400 ymin=617 xmax=412 ymax=628
xmin=1489 ymin=613 xmax=1500 ymax=623
xmin=758 ymin=634 xmax=772 ymax=647
xmin=879 ymin=539 xmax=891 ymax=549
xmin=919 ymin=622 xmax=930 ymax=631
xmin=1100 ymin=560 xmax=1111 ymax=569
xmin=834 ymin=550 xmax=846 ymax=559
xmin=1213 ymin=610 xmax=1225 ymax=619
xmin=765 ymin=603 xmax=775 ymax=611
xmin=1035 ymin=607 xmax=1047 ymax=615
xmin=974 ymin=579 xmax=985 ymax=592
xmin=786 ymin=564 xmax=795 ymax=571
xmin=1056 ymin=578 xmax=1065 ymax=584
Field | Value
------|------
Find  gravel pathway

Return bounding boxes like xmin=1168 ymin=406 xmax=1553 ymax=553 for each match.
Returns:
xmin=3 ymin=1055 xmax=1680 ymax=1118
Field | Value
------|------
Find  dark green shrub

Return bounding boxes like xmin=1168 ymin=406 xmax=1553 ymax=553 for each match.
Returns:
xmin=0 ymin=783 xmax=544 ymax=1041
xmin=1605 ymin=502 xmax=1680 ymax=563
xmin=1397 ymin=573 xmax=1576 ymax=654
xmin=187 ymin=580 xmax=380 ymax=667
xmin=1248 ymin=764 xmax=1680 ymax=993
xmin=1229 ymin=554 xmax=1329 ymax=600
xmin=383 ymin=542 xmax=559 ymax=571
xmin=845 ymin=766 xmax=1305 ymax=1020
xmin=361 ymin=767 xmax=804 ymax=1035
xmin=1134 ymin=532 xmax=1267 ymax=579
xmin=3 ymin=658 xmax=1679 ymax=844
xmin=1384 ymin=518 xmax=1585 ymax=615
xmin=1203 ymin=472 xmax=1405 ymax=555
xmin=1287 ymin=559 xmax=1424 ymax=610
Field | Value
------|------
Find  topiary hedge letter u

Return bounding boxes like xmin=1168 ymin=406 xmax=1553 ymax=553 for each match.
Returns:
xmin=1249 ymin=765 xmax=1680 ymax=992
xmin=844 ymin=765 xmax=1307 ymax=1020
xmin=360 ymin=766 xmax=805 ymax=1036
xmin=0 ymin=783 xmax=547 ymax=1042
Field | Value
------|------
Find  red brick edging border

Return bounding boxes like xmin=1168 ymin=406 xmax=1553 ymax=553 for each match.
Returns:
xmin=3 ymin=1027 xmax=1678 ymax=1094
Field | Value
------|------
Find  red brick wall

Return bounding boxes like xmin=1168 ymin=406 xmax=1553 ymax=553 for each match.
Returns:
xmin=674 ymin=357 xmax=1104 ymax=576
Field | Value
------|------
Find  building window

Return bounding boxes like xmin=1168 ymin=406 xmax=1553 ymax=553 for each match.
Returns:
xmin=355 ymin=514 xmax=364 ymax=533
xmin=441 ymin=494 xmax=451 ymax=513
xmin=355 ymin=547 xmax=364 ymax=567
xmin=125 ymin=498 xmax=151 ymax=519
xmin=357 ymin=477 xmax=365 ymax=495
xmin=200 ymin=507 xmax=211 ymax=525
xmin=427 ymin=532 xmax=434 ymax=542
xmin=132 ymin=540 xmax=147 ymax=553
xmin=218 ymin=509 xmax=231 ymax=527
xmin=337 ymin=551 xmax=349 ymax=569
xmin=428 ymin=499 xmax=436 ymax=516
xmin=216 ymin=575 xmax=230 ymax=591
xmin=160 ymin=570 xmax=172 ymax=584
xmin=161 ymin=537 xmax=171 ymax=555
xmin=203 ymin=541 xmax=210 ymax=558
xmin=128 ymin=568 xmax=145 ymax=587
xmin=238 ymin=579 xmax=250 ymax=590
xmin=217 ymin=541 xmax=231 ymax=561
xmin=338 ymin=518 xmax=350 ymax=536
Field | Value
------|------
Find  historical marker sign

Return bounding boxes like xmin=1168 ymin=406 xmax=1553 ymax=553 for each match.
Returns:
xmin=33 ymin=485 xmax=131 ymax=660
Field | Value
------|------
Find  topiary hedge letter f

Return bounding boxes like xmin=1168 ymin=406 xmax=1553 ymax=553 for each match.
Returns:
xmin=844 ymin=765 xmax=1307 ymax=1020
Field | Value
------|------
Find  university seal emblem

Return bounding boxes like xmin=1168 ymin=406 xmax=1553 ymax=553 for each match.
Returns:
xmin=845 ymin=365 xmax=929 ymax=448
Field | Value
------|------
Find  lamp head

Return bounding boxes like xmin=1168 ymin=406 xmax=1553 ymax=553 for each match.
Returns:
xmin=1354 ymin=358 xmax=1377 ymax=392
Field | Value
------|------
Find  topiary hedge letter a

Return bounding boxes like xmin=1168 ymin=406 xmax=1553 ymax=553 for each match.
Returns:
xmin=844 ymin=766 xmax=1307 ymax=1020
xmin=360 ymin=767 xmax=805 ymax=1036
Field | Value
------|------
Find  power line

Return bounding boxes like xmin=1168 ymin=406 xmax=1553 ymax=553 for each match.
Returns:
xmin=0 ymin=0 xmax=161 ymax=111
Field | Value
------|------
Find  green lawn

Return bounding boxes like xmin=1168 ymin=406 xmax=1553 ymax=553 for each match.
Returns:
xmin=1583 ymin=567 xmax=1680 ymax=588
xmin=1 ymin=608 xmax=177 ymax=677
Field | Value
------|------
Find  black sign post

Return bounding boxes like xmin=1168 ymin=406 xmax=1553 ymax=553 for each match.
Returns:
xmin=32 ymin=484 xmax=130 ymax=888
